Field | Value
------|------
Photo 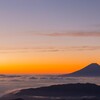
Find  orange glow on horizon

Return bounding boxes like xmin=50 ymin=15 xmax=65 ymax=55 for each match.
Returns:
xmin=0 ymin=50 xmax=100 ymax=74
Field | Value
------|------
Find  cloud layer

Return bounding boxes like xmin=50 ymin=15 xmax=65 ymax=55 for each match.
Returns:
xmin=0 ymin=46 xmax=100 ymax=53
xmin=35 ymin=32 xmax=100 ymax=37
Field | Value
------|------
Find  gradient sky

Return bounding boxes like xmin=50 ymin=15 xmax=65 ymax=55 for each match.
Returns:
xmin=0 ymin=0 xmax=100 ymax=74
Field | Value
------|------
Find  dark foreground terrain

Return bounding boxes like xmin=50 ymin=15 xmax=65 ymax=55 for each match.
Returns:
xmin=1 ymin=83 xmax=100 ymax=100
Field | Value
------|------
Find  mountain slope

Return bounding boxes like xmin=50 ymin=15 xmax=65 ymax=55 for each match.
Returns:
xmin=1 ymin=83 xmax=100 ymax=100
xmin=64 ymin=63 xmax=100 ymax=77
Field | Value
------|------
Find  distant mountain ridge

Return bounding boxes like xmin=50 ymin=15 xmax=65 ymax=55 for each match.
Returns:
xmin=63 ymin=63 xmax=100 ymax=77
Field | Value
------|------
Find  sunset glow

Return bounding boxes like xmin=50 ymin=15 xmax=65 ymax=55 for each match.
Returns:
xmin=0 ymin=0 xmax=100 ymax=74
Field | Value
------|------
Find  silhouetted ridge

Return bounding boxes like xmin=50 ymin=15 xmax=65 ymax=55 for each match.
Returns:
xmin=63 ymin=63 xmax=100 ymax=77
xmin=85 ymin=63 xmax=100 ymax=69
xmin=1 ymin=83 xmax=100 ymax=100
xmin=15 ymin=83 xmax=100 ymax=97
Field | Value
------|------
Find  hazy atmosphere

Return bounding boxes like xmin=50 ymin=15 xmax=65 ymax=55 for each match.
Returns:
xmin=0 ymin=0 xmax=100 ymax=74
xmin=0 ymin=0 xmax=100 ymax=100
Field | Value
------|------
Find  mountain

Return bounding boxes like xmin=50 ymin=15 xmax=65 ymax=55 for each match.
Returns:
xmin=1 ymin=83 xmax=100 ymax=100
xmin=63 ymin=63 xmax=100 ymax=77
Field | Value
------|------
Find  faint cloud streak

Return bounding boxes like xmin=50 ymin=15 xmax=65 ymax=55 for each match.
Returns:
xmin=0 ymin=46 xmax=100 ymax=53
xmin=34 ymin=31 xmax=100 ymax=37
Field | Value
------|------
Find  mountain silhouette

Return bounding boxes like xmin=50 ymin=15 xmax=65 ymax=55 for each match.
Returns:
xmin=63 ymin=63 xmax=100 ymax=77
xmin=1 ymin=83 xmax=100 ymax=100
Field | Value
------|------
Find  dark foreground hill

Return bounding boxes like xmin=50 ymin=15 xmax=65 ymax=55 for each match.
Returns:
xmin=63 ymin=63 xmax=100 ymax=77
xmin=1 ymin=83 xmax=100 ymax=100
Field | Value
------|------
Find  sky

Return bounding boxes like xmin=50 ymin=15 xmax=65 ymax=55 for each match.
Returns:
xmin=0 ymin=0 xmax=100 ymax=74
